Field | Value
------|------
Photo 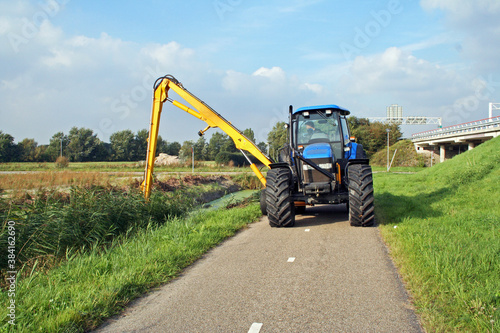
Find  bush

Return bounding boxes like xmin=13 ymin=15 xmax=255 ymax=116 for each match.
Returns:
xmin=215 ymin=151 xmax=261 ymax=167
xmin=55 ymin=156 xmax=69 ymax=168
xmin=215 ymin=151 xmax=247 ymax=166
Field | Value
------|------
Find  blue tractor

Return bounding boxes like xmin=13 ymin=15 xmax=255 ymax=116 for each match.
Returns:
xmin=262 ymin=105 xmax=375 ymax=227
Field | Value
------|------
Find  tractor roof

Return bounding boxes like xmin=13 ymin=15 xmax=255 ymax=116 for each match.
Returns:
xmin=294 ymin=104 xmax=350 ymax=116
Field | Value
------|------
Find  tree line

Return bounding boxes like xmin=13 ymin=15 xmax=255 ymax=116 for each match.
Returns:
xmin=0 ymin=117 xmax=401 ymax=163
xmin=0 ymin=127 xmax=266 ymax=163
xmin=0 ymin=128 xmax=178 ymax=163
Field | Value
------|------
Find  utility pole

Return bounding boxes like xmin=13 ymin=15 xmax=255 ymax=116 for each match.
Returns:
xmin=489 ymin=102 xmax=500 ymax=120
xmin=191 ymin=147 xmax=194 ymax=173
xmin=386 ymin=128 xmax=390 ymax=172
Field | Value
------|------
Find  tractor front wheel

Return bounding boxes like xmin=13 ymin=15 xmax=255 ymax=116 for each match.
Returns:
xmin=266 ymin=168 xmax=295 ymax=228
xmin=348 ymin=164 xmax=375 ymax=227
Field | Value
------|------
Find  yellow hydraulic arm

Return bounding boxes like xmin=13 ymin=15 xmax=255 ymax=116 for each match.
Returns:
xmin=141 ymin=75 xmax=273 ymax=199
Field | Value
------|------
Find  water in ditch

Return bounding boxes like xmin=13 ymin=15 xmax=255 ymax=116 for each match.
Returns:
xmin=199 ymin=189 xmax=258 ymax=212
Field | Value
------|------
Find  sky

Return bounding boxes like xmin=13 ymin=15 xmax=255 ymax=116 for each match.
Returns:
xmin=1 ymin=0 xmax=500 ymax=145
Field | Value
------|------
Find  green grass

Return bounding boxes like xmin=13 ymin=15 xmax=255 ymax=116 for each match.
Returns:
xmin=0 ymin=202 xmax=261 ymax=332
xmin=371 ymin=166 xmax=425 ymax=173
xmin=371 ymin=139 xmax=426 ymax=168
xmin=375 ymin=136 xmax=500 ymax=332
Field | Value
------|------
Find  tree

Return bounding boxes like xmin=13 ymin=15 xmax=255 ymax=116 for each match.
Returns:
xmin=267 ymin=121 xmax=287 ymax=160
xmin=347 ymin=117 xmax=402 ymax=157
xmin=134 ymin=129 xmax=149 ymax=161
xmin=242 ymin=128 xmax=256 ymax=143
xmin=207 ymin=132 xmax=226 ymax=160
xmin=18 ymin=138 xmax=38 ymax=162
xmin=193 ymin=136 xmax=208 ymax=161
xmin=220 ymin=134 xmax=237 ymax=153
xmin=156 ymin=135 xmax=168 ymax=155
xmin=257 ymin=141 xmax=268 ymax=154
xmin=166 ymin=141 xmax=181 ymax=156
xmin=67 ymin=127 xmax=102 ymax=162
xmin=0 ymin=131 xmax=17 ymax=162
xmin=110 ymin=130 xmax=136 ymax=161
xmin=179 ymin=140 xmax=194 ymax=161
xmin=46 ymin=132 xmax=69 ymax=161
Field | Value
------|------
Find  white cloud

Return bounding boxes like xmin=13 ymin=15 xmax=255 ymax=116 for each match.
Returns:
xmin=343 ymin=47 xmax=463 ymax=97
xmin=253 ymin=66 xmax=286 ymax=81
xmin=278 ymin=0 xmax=325 ymax=13
xmin=334 ymin=46 xmax=496 ymax=127
xmin=420 ymin=0 xmax=500 ymax=23
xmin=222 ymin=66 xmax=324 ymax=102
xmin=420 ymin=0 xmax=500 ymax=73
xmin=0 ymin=3 xmax=208 ymax=144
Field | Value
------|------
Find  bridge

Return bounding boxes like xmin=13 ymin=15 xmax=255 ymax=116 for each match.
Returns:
xmin=412 ymin=116 xmax=500 ymax=162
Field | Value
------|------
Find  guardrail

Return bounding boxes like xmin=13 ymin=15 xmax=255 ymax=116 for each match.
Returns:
xmin=412 ymin=116 xmax=500 ymax=141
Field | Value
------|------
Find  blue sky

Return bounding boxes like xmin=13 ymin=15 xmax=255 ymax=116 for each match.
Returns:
xmin=1 ymin=0 xmax=500 ymax=145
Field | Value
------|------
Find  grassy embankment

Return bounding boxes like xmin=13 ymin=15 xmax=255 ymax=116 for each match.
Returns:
xmin=0 ymin=173 xmax=262 ymax=332
xmin=375 ymin=136 xmax=499 ymax=332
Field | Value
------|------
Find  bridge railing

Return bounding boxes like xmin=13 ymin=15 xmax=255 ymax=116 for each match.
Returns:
xmin=412 ymin=116 xmax=500 ymax=141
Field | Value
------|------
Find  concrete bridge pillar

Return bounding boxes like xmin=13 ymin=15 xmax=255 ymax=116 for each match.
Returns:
xmin=468 ymin=142 xmax=475 ymax=150
xmin=440 ymin=145 xmax=446 ymax=163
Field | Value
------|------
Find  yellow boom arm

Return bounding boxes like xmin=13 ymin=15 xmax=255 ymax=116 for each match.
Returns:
xmin=141 ymin=75 xmax=273 ymax=199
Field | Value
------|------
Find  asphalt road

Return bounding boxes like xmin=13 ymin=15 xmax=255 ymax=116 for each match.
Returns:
xmin=96 ymin=204 xmax=422 ymax=333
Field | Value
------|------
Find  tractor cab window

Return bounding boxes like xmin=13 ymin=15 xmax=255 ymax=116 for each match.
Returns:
xmin=340 ymin=116 xmax=350 ymax=143
xmin=296 ymin=111 xmax=343 ymax=159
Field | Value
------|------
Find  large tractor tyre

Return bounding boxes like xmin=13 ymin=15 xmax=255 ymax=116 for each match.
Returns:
xmin=265 ymin=168 xmax=295 ymax=228
xmin=348 ymin=164 xmax=375 ymax=227
xmin=260 ymin=189 xmax=267 ymax=215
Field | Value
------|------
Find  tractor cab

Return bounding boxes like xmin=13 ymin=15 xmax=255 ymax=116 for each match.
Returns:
xmin=293 ymin=105 xmax=351 ymax=163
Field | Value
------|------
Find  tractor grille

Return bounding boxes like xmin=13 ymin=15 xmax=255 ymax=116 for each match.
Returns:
xmin=302 ymin=157 xmax=334 ymax=184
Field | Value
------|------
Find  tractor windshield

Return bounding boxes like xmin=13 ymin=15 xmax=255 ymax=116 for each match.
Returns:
xmin=296 ymin=111 xmax=344 ymax=159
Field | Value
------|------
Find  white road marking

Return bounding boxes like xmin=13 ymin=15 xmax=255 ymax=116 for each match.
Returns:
xmin=305 ymin=228 xmax=310 ymax=232
xmin=248 ymin=322 xmax=263 ymax=333
xmin=287 ymin=257 xmax=296 ymax=262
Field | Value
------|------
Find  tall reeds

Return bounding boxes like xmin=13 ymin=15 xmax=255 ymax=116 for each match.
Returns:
xmin=0 ymin=185 xmax=196 ymax=274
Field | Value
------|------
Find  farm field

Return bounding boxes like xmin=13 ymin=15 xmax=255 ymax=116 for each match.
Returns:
xmin=0 ymin=161 xmax=254 ymax=173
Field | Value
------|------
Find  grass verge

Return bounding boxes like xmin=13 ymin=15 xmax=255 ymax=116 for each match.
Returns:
xmin=0 ymin=202 xmax=261 ymax=332
xmin=375 ymin=136 xmax=499 ymax=332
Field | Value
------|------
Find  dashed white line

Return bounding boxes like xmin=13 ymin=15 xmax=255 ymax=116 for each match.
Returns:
xmin=287 ymin=257 xmax=296 ymax=262
xmin=248 ymin=322 xmax=263 ymax=333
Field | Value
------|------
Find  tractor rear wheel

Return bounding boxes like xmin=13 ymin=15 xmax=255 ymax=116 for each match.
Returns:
xmin=348 ymin=164 xmax=375 ymax=227
xmin=266 ymin=168 xmax=295 ymax=227
xmin=260 ymin=189 xmax=267 ymax=215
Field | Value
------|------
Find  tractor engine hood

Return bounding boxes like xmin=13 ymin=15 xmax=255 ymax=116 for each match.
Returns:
xmin=303 ymin=143 xmax=334 ymax=160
